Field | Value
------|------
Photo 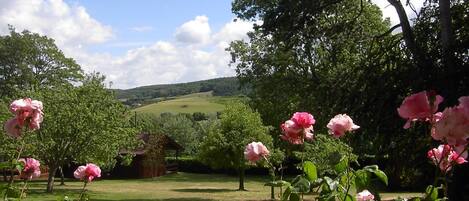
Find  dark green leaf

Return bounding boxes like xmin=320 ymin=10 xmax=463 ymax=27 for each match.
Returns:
xmin=292 ymin=175 xmax=311 ymax=193
xmin=281 ymin=185 xmax=292 ymax=201
xmin=354 ymin=170 xmax=370 ymax=190
xmin=289 ymin=192 xmax=301 ymax=201
xmin=322 ymin=176 xmax=338 ymax=192
xmin=303 ymin=161 xmax=318 ymax=181
xmin=424 ymin=185 xmax=438 ymax=201
xmin=363 ymin=165 xmax=388 ymax=186
xmin=373 ymin=169 xmax=388 ymax=186
xmin=264 ymin=180 xmax=290 ymax=187
xmin=334 ymin=156 xmax=348 ymax=173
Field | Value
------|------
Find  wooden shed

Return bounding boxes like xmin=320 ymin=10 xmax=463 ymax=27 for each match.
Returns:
xmin=111 ymin=133 xmax=183 ymax=178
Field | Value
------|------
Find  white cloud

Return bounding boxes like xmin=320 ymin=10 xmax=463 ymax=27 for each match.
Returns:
xmin=372 ymin=0 xmax=425 ymax=25
xmin=0 ymin=0 xmax=113 ymax=48
xmin=131 ymin=26 xmax=154 ymax=32
xmin=174 ymin=15 xmax=211 ymax=44
xmin=0 ymin=1 xmax=255 ymax=89
xmin=75 ymin=17 xmax=255 ymax=89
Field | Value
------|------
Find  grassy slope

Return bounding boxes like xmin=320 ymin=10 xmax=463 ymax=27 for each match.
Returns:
xmin=133 ymin=92 xmax=242 ymax=115
xmin=21 ymin=172 xmax=421 ymax=201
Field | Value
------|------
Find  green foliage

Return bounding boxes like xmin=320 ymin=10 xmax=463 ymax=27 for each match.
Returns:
xmin=135 ymin=112 xmax=207 ymax=155
xmin=198 ymin=101 xmax=272 ymax=168
xmin=198 ymin=101 xmax=272 ymax=189
xmin=303 ymin=161 xmax=317 ymax=182
xmin=0 ymin=26 xmax=83 ymax=99
xmin=159 ymin=113 xmax=200 ymax=155
xmin=29 ymin=74 xmax=138 ymax=191
xmin=229 ymin=0 xmax=469 ymax=190
xmin=294 ymin=134 xmax=356 ymax=175
xmin=424 ymin=185 xmax=438 ymax=201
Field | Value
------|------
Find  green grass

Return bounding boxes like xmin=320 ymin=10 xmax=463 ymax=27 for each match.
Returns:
xmin=132 ymin=92 xmax=243 ymax=115
xmin=8 ymin=172 xmax=421 ymax=201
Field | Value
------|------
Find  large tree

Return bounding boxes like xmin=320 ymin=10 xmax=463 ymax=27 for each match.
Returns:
xmin=0 ymin=27 xmax=83 ymax=98
xmin=229 ymin=0 xmax=468 ymax=190
xmin=31 ymin=74 xmax=138 ymax=192
xmin=198 ymin=101 xmax=272 ymax=190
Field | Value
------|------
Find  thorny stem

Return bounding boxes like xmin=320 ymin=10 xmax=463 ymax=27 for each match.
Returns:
xmin=343 ymin=151 xmax=352 ymax=201
xmin=79 ymin=181 xmax=88 ymax=201
xmin=19 ymin=179 xmax=28 ymax=200
xmin=3 ymin=138 xmax=26 ymax=200
xmin=263 ymin=156 xmax=277 ymax=200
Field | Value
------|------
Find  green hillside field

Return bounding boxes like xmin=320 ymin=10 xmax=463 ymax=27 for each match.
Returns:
xmin=132 ymin=91 xmax=244 ymax=115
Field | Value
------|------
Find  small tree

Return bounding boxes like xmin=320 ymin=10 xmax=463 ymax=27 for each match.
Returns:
xmin=198 ymin=101 xmax=272 ymax=190
xmin=32 ymin=74 xmax=138 ymax=192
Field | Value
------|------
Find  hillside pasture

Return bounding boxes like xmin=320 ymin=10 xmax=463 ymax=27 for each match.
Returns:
xmin=133 ymin=92 xmax=243 ymax=115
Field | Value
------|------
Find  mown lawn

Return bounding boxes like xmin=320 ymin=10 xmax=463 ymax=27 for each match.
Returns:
xmin=12 ymin=172 xmax=421 ymax=201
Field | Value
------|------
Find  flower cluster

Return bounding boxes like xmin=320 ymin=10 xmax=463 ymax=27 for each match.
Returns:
xmin=280 ymin=112 xmax=315 ymax=144
xmin=4 ymin=98 xmax=44 ymax=138
xmin=18 ymin=158 xmax=41 ymax=180
xmin=397 ymin=91 xmax=468 ymax=171
xmin=74 ymin=163 xmax=102 ymax=182
xmin=245 ymin=111 xmax=363 ymax=200
xmin=433 ymin=96 xmax=469 ymax=146
xmin=427 ymin=145 xmax=467 ymax=172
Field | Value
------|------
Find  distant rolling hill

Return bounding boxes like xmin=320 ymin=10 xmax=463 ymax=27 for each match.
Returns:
xmin=114 ymin=77 xmax=250 ymax=107
xmin=132 ymin=91 xmax=244 ymax=115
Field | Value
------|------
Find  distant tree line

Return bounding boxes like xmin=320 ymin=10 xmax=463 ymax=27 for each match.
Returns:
xmin=115 ymin=77 xmax=251 ymax=106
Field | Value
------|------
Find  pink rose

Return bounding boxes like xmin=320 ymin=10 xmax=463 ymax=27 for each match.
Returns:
xmin=4 ymin=118 xmax=22 ymax=138
xmin=356 ymin=190 xmax=375 ymax=201
xmin=280 ymin=120 xmax=302 ymax=144
xmin=433 ymin=106 xmax=469 ymax=146
xmin=18 ymin=158 xmax=41 ymax=180
xmin=29 ymin=111 xmax=43 ymax=130
xmin=427 ymin=145 xmax=467 ymax=172
xmin=397 ymin=91 xmax=443 ymax=129
xmin=244 ymin=142 xmax=270 ymax=163
xmin=291 ymin=112 xmax=315 ymax=128
xmin=5 ymin=98 xmax=44 ymax=133
xmin=74 ymin=163 xmax=101 ymax=182
xmin=304 ymin=126 xmax=314 ymax=141
xmin=280 ymin=113 xmax=315 ymax=144
xmin=327 ymin=114 xmax=360 ymax=138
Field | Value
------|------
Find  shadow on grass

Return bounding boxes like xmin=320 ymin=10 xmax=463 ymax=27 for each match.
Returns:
xmin=93 ymin=198 xmax=216 ymax=201
xmin=173 ymin=188 xmax=237 ymax=193
xmin=135 ymin=172 xmax=268 ymax=183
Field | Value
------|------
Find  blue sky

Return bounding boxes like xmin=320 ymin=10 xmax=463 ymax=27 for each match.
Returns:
xmin=0 ymin=0 xmax=424 ymax=89
xmin=66 ymin=0 xmax=234 ymax=55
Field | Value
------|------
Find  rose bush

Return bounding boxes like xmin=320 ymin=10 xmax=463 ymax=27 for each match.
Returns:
xmin=247 ymin=112 xmax=387 ymax=201
xmin=397 ymin=91 xmax=468 ymax=200
xmin=1 ymin=98 xmax=44 ymax=200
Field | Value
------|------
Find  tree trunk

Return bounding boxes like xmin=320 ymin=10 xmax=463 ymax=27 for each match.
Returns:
xmin=238 ymin=166 xmax=246 ymax=191
xmin=47 ymin=166 xmax=58 ymax=193
xmin=271 ymin=186 xmax=275 ymax=200
xmin=388 ymin=0 xmax=436 ymax=89
xmin=439 ymin=0 xmax=455 ymax=87
xmin=59 ymin=166 xmax=65 ymax=186
xmin=2 ymin=168 xmax=7 ymax=182
xmin=439 ymin=0 xmax=453 ymax=58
